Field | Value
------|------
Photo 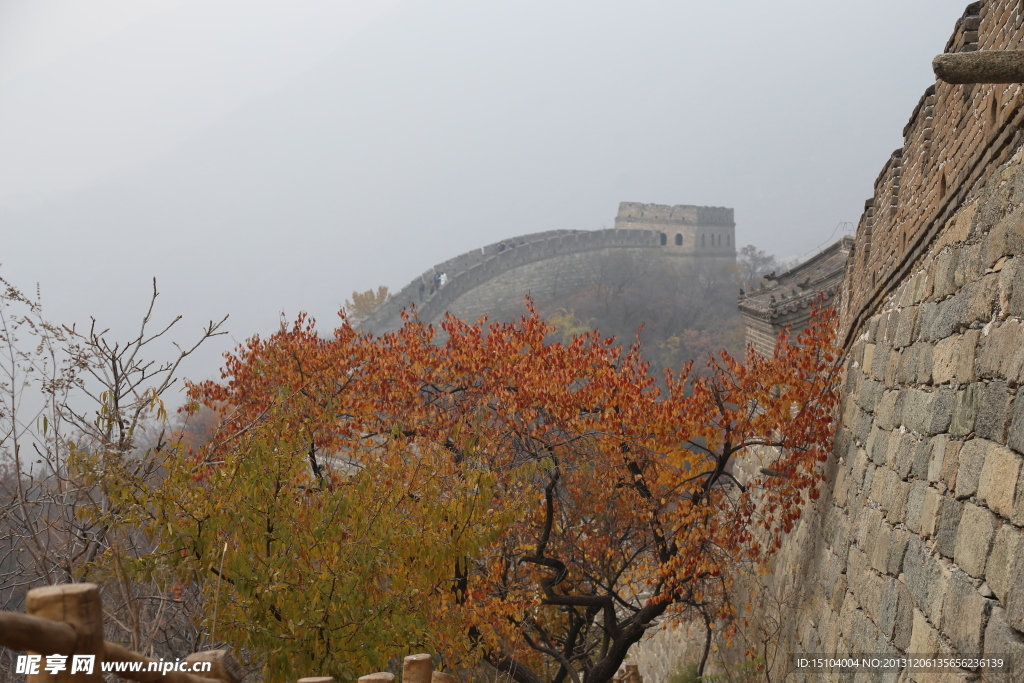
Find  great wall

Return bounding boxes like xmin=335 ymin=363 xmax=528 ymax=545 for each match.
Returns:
xmin=359 ymin=3 xmax=1024 ymax=680
xmin=361 ymin=206 xmax=736 ymax=335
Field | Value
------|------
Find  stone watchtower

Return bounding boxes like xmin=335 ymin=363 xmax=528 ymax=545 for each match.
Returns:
xmin=613 ymin=202 xmax=736 ymax=257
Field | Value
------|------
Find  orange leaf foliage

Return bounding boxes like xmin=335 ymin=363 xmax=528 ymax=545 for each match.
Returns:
xmin=159 ymin=300 xmax=840 ymax=683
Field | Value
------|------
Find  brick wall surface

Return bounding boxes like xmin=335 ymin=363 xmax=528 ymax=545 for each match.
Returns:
xmin=841 ymin=1 xmax=1024 ymax=348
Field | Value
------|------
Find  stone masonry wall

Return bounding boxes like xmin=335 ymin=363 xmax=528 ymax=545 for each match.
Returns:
xmin=630 ymin=126 xmax=1024 ymax=683
xmin=768 ymin=139 xmax=1024 ymax=683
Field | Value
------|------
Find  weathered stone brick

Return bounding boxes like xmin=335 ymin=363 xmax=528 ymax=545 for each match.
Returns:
xmin=977 ymin=443 xmax=1021 ymax=518
xmin=921 ymin=487 xmax=943 ymax=538
xmin=1007 ymin=388 xmax=1024 ymax=456
xmin=983 ymin=607 xmax=1024 ymax=682
xmin=940 ymin=570 xmax=991 ymax=655
xmin=927 ymin=388 xmax=955 ymax=436
xmin=907 ymin=438 xmax=930 ymax=480
xmin=863 ymin=464 xmax=877 ymax=501
xmin=871 ymin=467 xmax=891 ymax=510
xmin=872 ymin=340 xmax=891 ymax=380
xmin=859 ymin=568 xmax=887 ymax=624
xmin=896 ymin=347 xmax=916 ymax=385
xmin=857 ymin=378 xmax=885 ymax=414
xmin=909 ymin=608 xmax=941 ymax=658
xmin=936 ymin=496 xmax=964 ymax=558
xmin=854 ymin=408 xmax=874 ymax=445
xmin=906 ymin=481 xmax=929 ymax=534
xmin=986 ymin=524 xmax=1023 ymax=603
xmin=878 ymin=310 xmax=896 ymax=345
xmin=822 ymin=503 xmax=843 ymax=547
xmin=830 ymin=574 xmax=848 ymax=614
xmin=884 ymin=348 xmax=900 ymax=389
xmin=866 ymin=316 xmax=880 ymax=343
xmin=858 ymin=506 xmax=885 ymax=552
xmin=904 ymin=536 xmax=936 ymax=614
xmin=871 ymin=518 xmax=893 ymax=574
xmin=933 ymin=332 xmax=980 ymax=385
xmin=955 ymin=439 xmax=989 ymax=499
xmin=951 ymin=383 xmax=982 ymax=437
xmin=886 ymin=527 xmax=911 ymax=575
xmin=1013 ymin=466 xmax=1024 ymax=527
xmin=893 ymin=306 xmax=920 ymax=349
xmin=851 ymin=447 xmax=869 ymax=492
xmin=984 ymin=207 xmax=1024 ymax=266
xmin=914 ymin=341 xmax=935 ymax=384
xmin=928 ymin=434 xmax=948 ymax=483
xmin=976 ymin=381 xmax=1012 ymax=443
xmin=940 ymin=440 xmax=963 ymax=492
xmin=862 ymin=342 xmax=876 ymax=375
xmin=846 ymin=544 xmax=869 ymax=597
xmin=968 ymin=283 xmax=992 ymax=329
xmin=953 ymin=503 xmax=998 ymax=578
xmin=833 ymin=466 xmax=849 ymax=508
xmin=1003 ymin=536 xmax=1024 ymax=631
xmin=888 ymin=480 xmax=911 ymax=525
xmin=931 ymin=294 xmax=968 ymax=340
xmin=918 ymin=301 xmax=941 ymax=341
xmin=879 ymin=576 xmax=902 ymax=639
xmin=977 ymin=319 xmax=1024 ymax=382
xmin=1003 ymin=255 xmax=1024 ymax=318
xmin=933 ymin=249 xmax=959 ymax=300
xmin=956 ymin=242 xmax=986 ymax=290
xmin=870 ymin=428 xmax=890 ymax=466
xmin=884 ymin=430 xmax=912 ymax=471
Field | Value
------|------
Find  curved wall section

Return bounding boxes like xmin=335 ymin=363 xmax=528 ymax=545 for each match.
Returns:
xmin=362 ymin=228 xmax=736 ymax=335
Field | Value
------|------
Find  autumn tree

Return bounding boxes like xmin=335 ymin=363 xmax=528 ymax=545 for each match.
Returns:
xmin=343 ymin=286 xmax=391 ymax=319
xmin=736 ymin=245 xmax=779 ymax=290
xmin=0 ymin=276 xmax=226 ymax=673
xmin=141 ymin=301 xmax=839 ymax=683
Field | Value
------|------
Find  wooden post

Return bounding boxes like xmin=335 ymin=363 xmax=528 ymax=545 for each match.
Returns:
xmin=187 ymin=651 xmax=244 ymax=683
xmin=430 ymin=672 xmax=455 ymax=683
xmin=25 ymin=584 xmax=105 ymax=683
xmin=296 ymin=678 xmax=334 ymax=683
xmin=357 ymin=674 xmax=394 ymax=683
xmin=623 ymin=663 xmax=641 ymax=683
xmin=402 ymin=654 xmax=432 ymax=683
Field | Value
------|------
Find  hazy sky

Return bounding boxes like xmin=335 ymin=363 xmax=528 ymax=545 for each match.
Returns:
xmin=0 ymin=0 xmax=976 ymax=385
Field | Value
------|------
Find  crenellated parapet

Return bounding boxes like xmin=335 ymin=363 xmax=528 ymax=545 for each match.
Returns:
xmin=840 ymin=0 xmax=1024 ymax=345
xmin=614 ymin=202 xmax=736 ymax=255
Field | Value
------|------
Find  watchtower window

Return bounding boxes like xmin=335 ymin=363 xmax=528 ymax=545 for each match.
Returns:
xmin=701 ymin=234 xmax=705 ymax=247
xmin=660 ymin=233 xmax=667 ymax=246
xmin=674 ymin=233 xmax=683 ymax=246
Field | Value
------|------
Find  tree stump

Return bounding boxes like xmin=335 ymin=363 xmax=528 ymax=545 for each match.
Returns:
xmin=25 ymin=584 xmax=104 ymax=683
xmin=402 ymin=654 xmax=432 ymax=683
